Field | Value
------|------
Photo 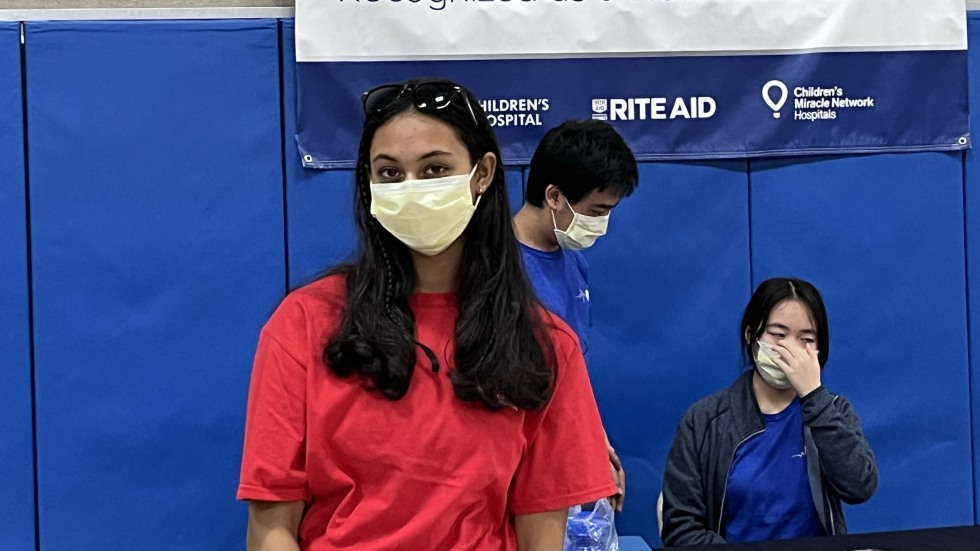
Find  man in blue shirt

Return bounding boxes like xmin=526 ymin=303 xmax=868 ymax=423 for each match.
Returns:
xmin=513 ymin=119 xmax=639 ymax=510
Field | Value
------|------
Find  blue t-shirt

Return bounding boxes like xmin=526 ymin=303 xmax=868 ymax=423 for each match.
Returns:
xmin=722 ymin=398 xmax=821 ymax=543
xmin=519 ymin=243 xmax=591 ymax=357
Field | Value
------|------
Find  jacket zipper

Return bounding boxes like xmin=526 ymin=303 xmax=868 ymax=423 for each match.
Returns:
xmin=826 ymin=487 xmax=835 ymax=535
xmin=717 ymin=429 xmax=765 ymax=535
xmin=823 ymin=395 xmax=839 ymax=535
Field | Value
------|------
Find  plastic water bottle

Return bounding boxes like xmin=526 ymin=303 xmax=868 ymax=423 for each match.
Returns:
xmin=565 ymin=509 xmax=612 ymax=551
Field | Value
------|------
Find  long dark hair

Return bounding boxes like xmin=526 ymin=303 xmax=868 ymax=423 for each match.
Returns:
xmin=740 ymin=277 xmax=830 ymax=368
xmin=324 ymin=78 xmax=555 ymax=410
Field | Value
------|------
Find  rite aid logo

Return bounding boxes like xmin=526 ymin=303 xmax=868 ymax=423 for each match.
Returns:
xmin=591 ymin=99 xmax=609 ymax=121
xmin=591 ymin=96 xmax=716 ymax=121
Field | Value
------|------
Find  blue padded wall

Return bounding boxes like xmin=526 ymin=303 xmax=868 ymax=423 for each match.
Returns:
xmin=25 ymin=20 xmax=284 ymax=550
xmin=751 ymin=153 xmax=974 ymax=531
xmin=0 ymin=21 xmax=36 ymax=551
xmin=508 ymin=166 xmax=525 ymax=215
xmin=585 ymin=161 xmax=751 ymax=547
xmin=281 ymin=20 xmax=527 ymax=287
xmin=965 ymin=11 xmax=980 ymax=525
xmin=282 ymin=21 xmax=356 ymax=288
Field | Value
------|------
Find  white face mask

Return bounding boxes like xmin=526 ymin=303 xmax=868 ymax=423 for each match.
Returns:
xmin=370 ymin=165 xmax=480 ymax=256
xmin=755 ymin=340 xmax=793 ymax=390
xmin=552 ymin=197 xmax=609 ymax=251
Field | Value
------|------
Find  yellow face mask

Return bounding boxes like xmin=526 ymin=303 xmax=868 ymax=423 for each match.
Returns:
xmin=552 ymin=197 xmax=609 ymax=251
xmin=370 ymin=165 xmax=479 ymax=256
xmin=755 ymin=340 xmax=792 ymax=390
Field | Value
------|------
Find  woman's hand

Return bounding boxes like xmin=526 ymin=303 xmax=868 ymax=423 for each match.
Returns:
xmin=606 ymin=441 xmax=625 ymax=512
xmin=770 ymin=340 xmax=821 ymax=397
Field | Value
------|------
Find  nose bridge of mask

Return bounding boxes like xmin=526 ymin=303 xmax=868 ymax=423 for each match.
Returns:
xmin=565 ymin=196 xmax=610 ymax=229
xmin=370 ymin=164 xmax=477 ymax=213
xmin=555 ymin=195 xmax=609 ymax=246
xmin=756 ymin=340 xmax=780 ymax=365
xmin=370 ymin=164 xmax=477 ymax=194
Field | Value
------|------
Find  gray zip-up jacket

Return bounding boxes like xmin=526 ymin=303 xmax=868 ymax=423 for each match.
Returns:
xmin=661 ymin=370 xmax=878 ymax=546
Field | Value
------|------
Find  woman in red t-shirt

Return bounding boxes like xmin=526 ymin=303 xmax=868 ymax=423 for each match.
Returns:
xmin=237 ymin=79 xmax=616 ymax=550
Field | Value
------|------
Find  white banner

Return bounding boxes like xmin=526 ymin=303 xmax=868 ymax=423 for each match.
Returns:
xmin=296 ymin=0 xmax=967 ymax=62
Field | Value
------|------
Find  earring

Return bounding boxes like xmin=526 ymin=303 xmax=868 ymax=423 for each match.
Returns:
xmin=479 ymin=186 xmax=486 ymax=193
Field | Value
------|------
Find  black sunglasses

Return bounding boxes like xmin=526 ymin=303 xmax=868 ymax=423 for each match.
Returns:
xmin=361 ymin=81 xmax=479 ymax=126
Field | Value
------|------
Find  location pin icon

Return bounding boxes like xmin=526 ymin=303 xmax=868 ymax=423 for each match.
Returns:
xmin=762 ymin=80 xmax=788 ymax=118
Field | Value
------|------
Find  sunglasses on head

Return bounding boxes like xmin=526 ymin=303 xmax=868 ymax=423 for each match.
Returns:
xmin=361 ymin=80 xmax=479 ymax=126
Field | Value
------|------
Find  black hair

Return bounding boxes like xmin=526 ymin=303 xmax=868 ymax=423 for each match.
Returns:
xmin=324 ymin=78 xmax=555 ymax=410
xmin=524 ymin=119 xmax=639 ymax=207
xmin=740 ymin=277 xmax=830 ymax=368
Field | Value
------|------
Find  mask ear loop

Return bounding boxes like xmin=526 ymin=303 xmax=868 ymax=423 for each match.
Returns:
xmin=563 ymin=196 xmax=579 ymax=216
xmin=548 ymin=188 xmax=570 ymax=232
xmin=470 ymin=163 xmax=487 ymax=206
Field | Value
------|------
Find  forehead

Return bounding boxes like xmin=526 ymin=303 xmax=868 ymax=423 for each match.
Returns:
xmin=370 ymin=112 xmax=467 ymax=161
xmin=573 ymin=187 xmax=622 ymax=208
xmin=767 ymin=299 xmax=815 ymax=330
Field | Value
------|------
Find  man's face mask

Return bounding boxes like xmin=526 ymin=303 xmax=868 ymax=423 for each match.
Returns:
xmin=552 ymin=197 xmax=609 ymax=251
xmin=369 ymin=165 xmax=480 ymax=256
xmin=755 ymin=340 xmax=793 ymax=390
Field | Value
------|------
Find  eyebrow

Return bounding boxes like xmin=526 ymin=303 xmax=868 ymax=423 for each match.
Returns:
xmin=766 ymin=323 xmax=816 ymax=335
xmin=371 ymin=150 xmax=453 ymax=164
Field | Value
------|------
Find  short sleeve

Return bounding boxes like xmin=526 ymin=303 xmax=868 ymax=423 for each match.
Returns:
xmin=237 ymin=328 xmax=309 ymax=502
xmin=509 ymin=330 xmax=617 ymax=514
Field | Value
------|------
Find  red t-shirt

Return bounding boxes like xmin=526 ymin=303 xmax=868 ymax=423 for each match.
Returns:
xmin=237 ymin=275 xmax=615 ymax=550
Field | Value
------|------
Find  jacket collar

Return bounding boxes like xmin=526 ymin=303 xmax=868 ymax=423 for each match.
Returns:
xmin=729 ymin=369 xmax=767 ymax=439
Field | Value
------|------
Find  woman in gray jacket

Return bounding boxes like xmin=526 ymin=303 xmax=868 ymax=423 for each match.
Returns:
xmin=661 ymin=277 xmax=877 ymax=546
